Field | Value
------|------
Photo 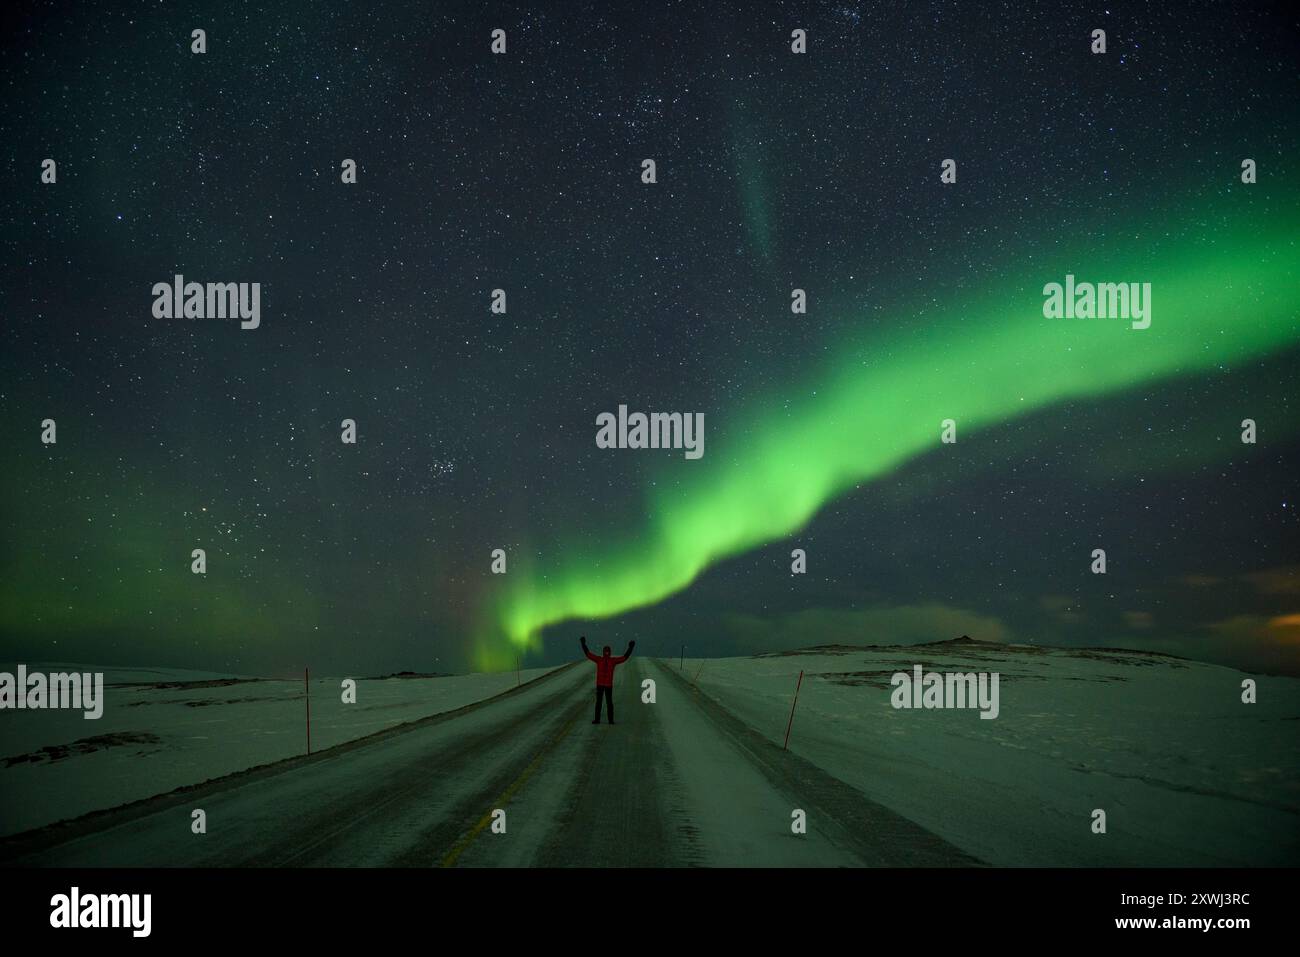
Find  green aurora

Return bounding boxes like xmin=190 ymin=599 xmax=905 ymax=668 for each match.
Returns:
xmin=481 ymin=200 xmax=1299 ymax=669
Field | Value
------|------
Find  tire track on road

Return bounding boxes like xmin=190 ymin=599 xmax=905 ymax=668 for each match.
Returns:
xmin=532 ymin=659 xmax=690 ymax=867
xmin=250 ymin=666 xmax=589 ymax=866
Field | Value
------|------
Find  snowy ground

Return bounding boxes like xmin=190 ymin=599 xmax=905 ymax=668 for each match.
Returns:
xmin=0 ymin=662 xmax=556 ymax=837
xmin=683 ymin=639 xmax=1300 ymax=866
xmin=1 ymin=659 xmax=974 ymax=867
xmin=2 ymin=643 xmax=1295 ymax=867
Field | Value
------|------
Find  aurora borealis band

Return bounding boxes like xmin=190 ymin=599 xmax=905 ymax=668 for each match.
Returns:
xmin=485 ymin=205 xmax=1299 ymax=665
xmin=3 ymin=1 xmax=1298 ymax=678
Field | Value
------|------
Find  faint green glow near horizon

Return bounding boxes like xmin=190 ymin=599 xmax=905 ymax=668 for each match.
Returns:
xmin=475 ymin=209 xmax=1299 ymax=671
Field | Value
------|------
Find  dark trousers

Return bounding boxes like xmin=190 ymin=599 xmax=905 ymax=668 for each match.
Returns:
xmin=593 ymin=685 xmax=614 ymax=723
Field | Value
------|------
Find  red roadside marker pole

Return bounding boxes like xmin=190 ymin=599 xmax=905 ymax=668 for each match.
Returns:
xmin=783 ymin=670 xmax=804 ymax=751
xmin=305 ymin=667 xmax=312 ymax=756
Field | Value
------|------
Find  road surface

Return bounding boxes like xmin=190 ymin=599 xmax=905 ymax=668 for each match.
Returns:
xmin=0 ymin=658 xmax=980 ymax=867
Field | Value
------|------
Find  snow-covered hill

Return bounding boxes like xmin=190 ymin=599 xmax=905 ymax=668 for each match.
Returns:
xmin=682 ymin=638 xmax=1299 ymax=866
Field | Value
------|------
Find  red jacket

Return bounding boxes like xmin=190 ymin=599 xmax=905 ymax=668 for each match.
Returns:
xmin=584 ymin=647 xmax=629 ymax=687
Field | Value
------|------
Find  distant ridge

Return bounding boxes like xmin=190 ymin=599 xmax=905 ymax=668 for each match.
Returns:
xmin=758 ymin=635 xmax=1192 ymax=664
xmin=372 ymin=671 xmax=454 ymax=680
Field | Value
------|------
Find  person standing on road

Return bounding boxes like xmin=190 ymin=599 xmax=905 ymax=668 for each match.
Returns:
xmin=581 ymin=635 xmax=634 ymax=725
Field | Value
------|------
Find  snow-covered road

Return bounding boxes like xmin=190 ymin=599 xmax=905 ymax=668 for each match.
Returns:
xmin=0 ymin=658 xmax=978 ymax=867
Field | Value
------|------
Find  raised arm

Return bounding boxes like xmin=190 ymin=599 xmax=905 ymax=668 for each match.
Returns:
xmin=580 ymin=635 xmax=599 ymax=663
xmin=612 ymin=640 xmax=636 ymax=664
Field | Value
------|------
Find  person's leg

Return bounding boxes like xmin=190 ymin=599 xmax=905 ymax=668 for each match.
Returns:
xmin=605 ymin=685 xmax=615 ymax=724
xmin=593 ymin=687 xmax=602 ymax=724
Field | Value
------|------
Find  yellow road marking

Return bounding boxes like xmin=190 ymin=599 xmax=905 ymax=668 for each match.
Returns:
xmin=439 ymin=709 xmax=581 ymax=867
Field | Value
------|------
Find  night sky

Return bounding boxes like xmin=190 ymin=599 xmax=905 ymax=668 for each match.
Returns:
xmin=2 ymin=1 xmax=1297 ymax=678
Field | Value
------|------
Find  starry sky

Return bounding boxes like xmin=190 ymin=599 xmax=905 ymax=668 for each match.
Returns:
xmin=2 ymin=0 xmax=1297 ymax=677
